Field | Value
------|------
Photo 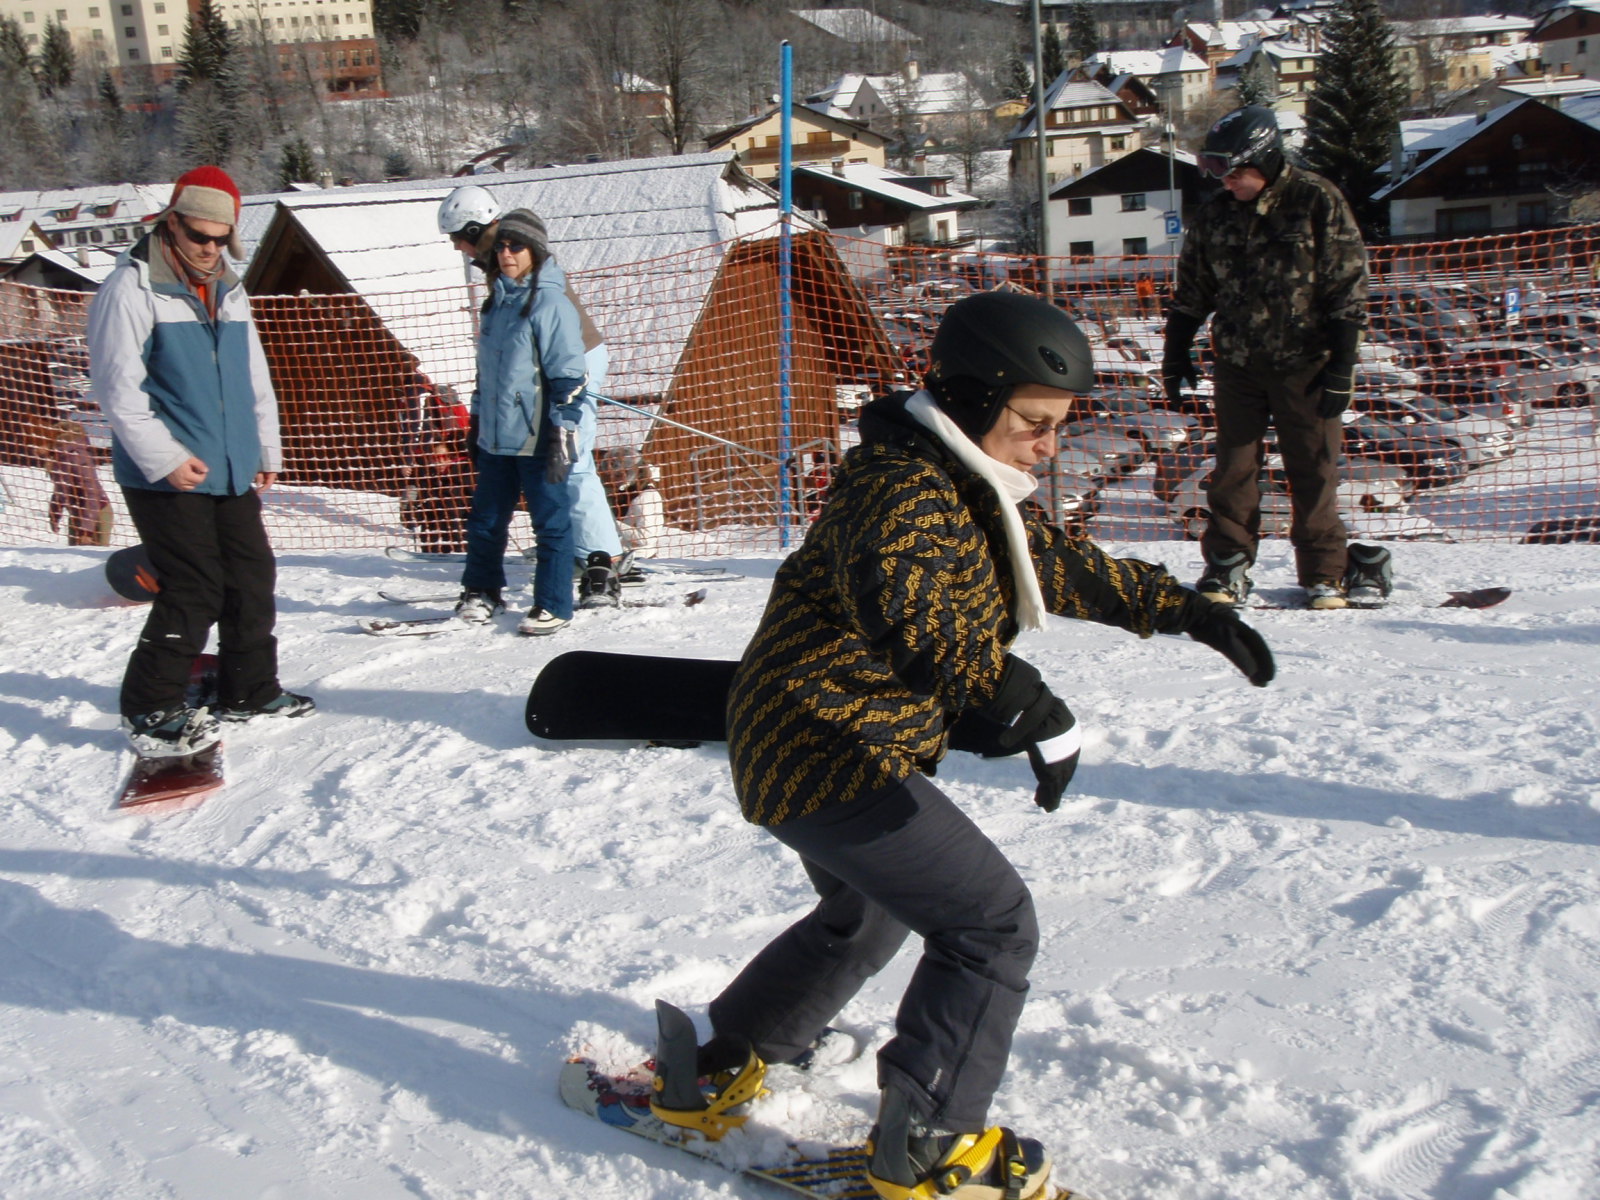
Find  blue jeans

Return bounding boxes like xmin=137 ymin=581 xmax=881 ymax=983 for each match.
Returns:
xmin=462 ymin=450 xmax=575 ymax=620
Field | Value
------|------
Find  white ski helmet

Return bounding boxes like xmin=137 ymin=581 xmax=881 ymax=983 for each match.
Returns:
xmin=437 ymin=184 xmax=500 ymax=242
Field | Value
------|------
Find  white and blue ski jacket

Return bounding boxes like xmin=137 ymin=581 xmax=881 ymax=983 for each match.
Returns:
xmin=473 ymin=259 xmax=588 ymax=457
xmin=87 ymin=234 xmax=281 ymax=495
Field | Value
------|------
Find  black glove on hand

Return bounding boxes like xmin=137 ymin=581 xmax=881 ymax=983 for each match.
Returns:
xmin=1161 ymin=310 xmax=1203 ymax=407
xmin=965 ymin=656 xmax=1082 ymax=812
xmin=1187 ymin=604 xmax=1276 ymax=687
xmin=1314 ymin=320 xmax=1363 ymax=420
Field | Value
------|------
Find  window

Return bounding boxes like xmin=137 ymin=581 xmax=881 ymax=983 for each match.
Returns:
xmin=1121 ymin=193 xmax=1146 ymax=212
xmin=848 ymin=193 xmax=863 ymax=210
xmin=22 ymin=12 xmax=34 ymax=23
xmin=161 ymin=45 xmax=171 ymax=56
xmin=56 ymin=9 xmax=66 ymax=20
xmin=1518 ymin=199 xmax=1548 ymax=226
xmin=88 ymin=5 xmax=98 ymax=15
xmin=1123 ymin=237 xmax=1149 ymax=255
xmin=127 ymin=46 xmax=138 ymax=57
xmin=1435 ymin=205 xmax=1490 ymax=236
xmin=1110 ymin=136 xmax=1126 ymax=150
xmin=92 ymin=27 xmax=102 ymax=38
xmin=113 ymin=227 xmax=128 ymax=242
xmin=1580 ymin=39 xmax=1588 ymax=52
xmin=806 ymin=131 xmax=830 ymax=143
xmin=90 ymin=228 xmax=103 ymax=243
xmin=124 ymin=25 xmax=134 ymax=36
xmin=1068 ymin=197 xmax=1092 ymax=216
xmin=154 ymin=2 xmax=164 ymax=10
xmin=120 ymin=3 xmax=130 ymax=12
xmin=1069 ymin=240 xmax=1095 ymax=256
xmin=1465 ymin=164 xmax=1488 ymax=177
xmin=157 ymin=24 xmax=166 ymax=34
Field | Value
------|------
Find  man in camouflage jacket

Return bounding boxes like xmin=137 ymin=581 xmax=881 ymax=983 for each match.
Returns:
xmin=1164 ymin=105 xmax=1369 ymax=607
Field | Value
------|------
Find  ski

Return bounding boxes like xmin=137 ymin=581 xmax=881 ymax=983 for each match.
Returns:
xmin=385 ymin=545 xmax=738 ymax=581
xmin=385 ymin=546 xmax=534 ymax=564
xmin=1247 ymin=586 xmax=1511 ymax=612
xmin=559 ymin=1056 xmax=1088 ymax=1200
xmin=361 ymin=590 xmax=708 ymax=635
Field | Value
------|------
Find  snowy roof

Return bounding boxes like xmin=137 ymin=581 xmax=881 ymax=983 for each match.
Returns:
xmin=1010 ymin=78 xmax=1138 ymax=140
xmin=237 ymin=153 xmax=799 ymax=401
xmin=791 ymin=7 xmax=918 ymax=44
xmin=1084 ymin=48 xmax=1209 ymax=77
xmin=1181 ymin=20 xmax=1290 ymax=50
xmin=809 ymin=70 xmax=984 ymax=119
xmin=0 ymin=183 xmax=164 ymax=243
xmin=791 ymin=162 xmax=978 ymax=211
xmin=1373 ymin=101 xmax=1526 ymax=199
xmin=1498 ymin=77 xmax=1600 ymax=99
xmin=1393 ymin=14 xmax=1534 ymax=39
xmin=1219 ymin=39 xmax=1318 ymax=70
xmin=1563 ymin=92 xmax=1600 ymax=127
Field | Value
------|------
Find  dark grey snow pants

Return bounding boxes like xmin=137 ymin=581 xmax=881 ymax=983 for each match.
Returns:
xmin=709 ymin=773 xmax=1038 ymax=1132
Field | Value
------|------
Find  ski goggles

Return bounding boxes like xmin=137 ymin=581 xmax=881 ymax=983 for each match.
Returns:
xmin=1198 ymin=152 xmax=1244 ymax=178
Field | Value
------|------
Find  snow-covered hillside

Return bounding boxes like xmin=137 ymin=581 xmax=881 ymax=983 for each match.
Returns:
xmin=2 ymin=539 xmax=1598 ymax=1200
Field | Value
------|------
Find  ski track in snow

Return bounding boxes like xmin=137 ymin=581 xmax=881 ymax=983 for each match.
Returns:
xmin=2 ymin=541 xmax=1600 ymax=1199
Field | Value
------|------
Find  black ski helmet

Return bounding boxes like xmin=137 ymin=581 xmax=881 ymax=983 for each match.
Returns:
xmin=923 ymin=290 xmax=1094 ymax=438
xmin=1199 ymin=105 xmax=1285 ymax=183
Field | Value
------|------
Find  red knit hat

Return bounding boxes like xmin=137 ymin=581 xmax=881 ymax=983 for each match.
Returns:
xmin=154 ymin=165 xmax=244 ymax=258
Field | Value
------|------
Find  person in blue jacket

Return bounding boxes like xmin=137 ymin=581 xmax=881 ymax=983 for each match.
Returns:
xmin=87 ymin=166 xmax=314 ymax=757
xmin=455 ymin=208 xmax=588 ymax=635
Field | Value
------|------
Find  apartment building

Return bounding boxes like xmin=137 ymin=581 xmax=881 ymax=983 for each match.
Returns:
xmin=0 ymin=0 xmax=381 ymax=95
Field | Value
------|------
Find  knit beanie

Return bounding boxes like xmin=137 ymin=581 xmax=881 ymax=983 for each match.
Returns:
xmin=154 ymin=166 xmax=244 ymax=258
xmin=496 ymin=208 xmax=549 ymax=264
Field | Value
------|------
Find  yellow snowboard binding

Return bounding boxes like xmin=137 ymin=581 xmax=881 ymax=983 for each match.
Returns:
xmin=865 ymin=1087 xmax=1053 ymax=1200
xmin=649 ymin=999 xmax=767 ymax=1140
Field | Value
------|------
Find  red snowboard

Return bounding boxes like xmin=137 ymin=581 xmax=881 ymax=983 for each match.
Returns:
xmin=113 ymin=654 xmax=225 ymax=816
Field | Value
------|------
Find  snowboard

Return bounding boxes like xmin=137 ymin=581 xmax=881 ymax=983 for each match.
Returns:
xmin=527 ymin=651 xmax=737 ymax=745
xmin=559 ymin=1057 xmax=1085 ymax=1200
xmin=362 ymin=591 xmax=709 ymax=637
xmin=105 ymin=543 xmax=161 ymax=602
xmin=114 ymin=653 xmax=224 ymax=816
xmin=1248 ymin=586 xmax=1511 ymax=612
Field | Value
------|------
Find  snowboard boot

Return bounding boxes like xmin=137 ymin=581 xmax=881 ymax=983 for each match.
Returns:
xmin=578 ymin=551 xmax=622 ymax=609
xmin=866 ymin=1086 xmax=1052 ymax=1200
xmin=218 ymin=691 xmax=317 ymax=723
xmin=1342 ymin=542 xmax=1394 ymax=603
xmin=648 ymin=1000 xmax=766 ymax=1140
xmin=454 ymin=589 xmax=505 ymax=623
xmin=1305 ymin=580 xmax=1349 ymax=610
xmin=123 ymin=704 xmax=222 ymax=758
xmin=517 ymin=607 xmax=570 ymax=636
xmin=1196 ymin=551 xmax=1252 ymax=606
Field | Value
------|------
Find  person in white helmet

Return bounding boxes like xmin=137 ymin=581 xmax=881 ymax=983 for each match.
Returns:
xmin=437 ymin=184 xmax=630 ymax=605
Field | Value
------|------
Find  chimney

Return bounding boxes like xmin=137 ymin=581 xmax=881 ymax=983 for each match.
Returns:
xmin=1476 ymin=99 xmax=1489 ymax=124
xmin=904 ymin=55 xmax=920 ymax=83
xmin=831 ymin=157 xmax=845 ymax=175
xmin=912 ymin=152 xmax=927 ymax=174
xmin=76 ymin=246 xmax=90 ymax=267
xmin=1390 ymin=129 xmax=1404 ymax=179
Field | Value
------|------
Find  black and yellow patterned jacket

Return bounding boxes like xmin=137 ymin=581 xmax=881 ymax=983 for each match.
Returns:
xmin=728 ymin=394 xmax=1207 ymax=826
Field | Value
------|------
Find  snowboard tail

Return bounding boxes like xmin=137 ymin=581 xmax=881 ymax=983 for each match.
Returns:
xmin=113 ymin=653 xmax=224 ymax=815
xmin=527 ymin=651 xmax=737 ymax=745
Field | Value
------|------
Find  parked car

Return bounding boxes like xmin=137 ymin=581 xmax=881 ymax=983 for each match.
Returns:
xmin=1057 ymin=430 xmax=1147 ymax=479
xmin=1341 ymin=412 xmax=1473 ymax=489
xmin=1351 ymin=392 xmax=1515 ymax=467
xmin=1165 ymin=451 xmax=1410 ymax=541
xmin=1371 ymin=285 xmax=1482 ymax=342
xmin=1414 ymin=372 xmax=1534 ymax=430
xmin=1028 ymin=462 xmax=1103 ymax=531
xmin=1453 ymin=340 xmax=1597 ymax=408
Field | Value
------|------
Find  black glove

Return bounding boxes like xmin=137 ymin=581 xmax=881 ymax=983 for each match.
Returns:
xmin=1186 ymin=604 xmax=1275 ymax=687
xmin=1161 ymin=310 xmax=1203 ymax=407
xmin=1313 ymin=320 xmax=1363 ymax=420
xmin=964 ymin=656 xmax=1082 ymax=812
xmin=466 ymin=410 xmax=481 ymax=465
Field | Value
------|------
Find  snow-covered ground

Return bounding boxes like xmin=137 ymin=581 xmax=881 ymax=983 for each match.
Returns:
xmin=3 ymin=537 xmax=1599 ymax=1200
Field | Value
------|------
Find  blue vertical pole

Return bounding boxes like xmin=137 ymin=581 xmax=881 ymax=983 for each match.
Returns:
xmin=778 ymin=40 xmax=794 ymax=548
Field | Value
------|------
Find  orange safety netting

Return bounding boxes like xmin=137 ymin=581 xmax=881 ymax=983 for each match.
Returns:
xmin=2 ymin=224 xmax=1598 ymax=557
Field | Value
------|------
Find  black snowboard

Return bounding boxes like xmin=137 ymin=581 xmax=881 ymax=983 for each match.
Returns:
xmin=524 ymin=651 xmax=1018 ymax=756
xmin=525 ymin=651 xmax=738 ymax=747
xmin=106 ymin=544 xmax=161 ymax=602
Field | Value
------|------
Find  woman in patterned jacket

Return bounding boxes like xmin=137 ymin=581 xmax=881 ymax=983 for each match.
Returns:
xmin=649 ymin=291 xmax=1275 ymax=1200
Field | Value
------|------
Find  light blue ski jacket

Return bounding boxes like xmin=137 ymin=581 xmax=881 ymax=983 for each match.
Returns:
xmin=87 ymin=234 xmax=281 ymax=495
xmin=474 ymin=260 xmax=588 ymax=456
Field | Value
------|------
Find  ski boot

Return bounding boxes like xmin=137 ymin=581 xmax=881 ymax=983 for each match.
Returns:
xmin=866 ymin=1086 xmax=1053 ymax=1200
xmin=1196 ymin=551 xmax=1252 ymax=606
xmin=578 ymin=551 xmax=622 ymax=609
xmin=1342 ymin=542 xmax=1394 ymax=604
xmin=1305 ymin=580 xmax=1348 ymax=610
xmin=649 ymin=1000 xmax=766 ymax=1140
xmin=454 ymin=588 xmax=505 ymax=623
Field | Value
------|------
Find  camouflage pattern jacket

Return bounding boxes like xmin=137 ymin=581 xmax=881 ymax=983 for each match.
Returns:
xmin=1172 ymin=163 xmax=1368 ymax=370
xmin=727 ymin=395 xmax=1208 ymax=826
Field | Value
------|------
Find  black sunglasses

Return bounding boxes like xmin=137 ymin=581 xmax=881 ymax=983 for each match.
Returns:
xmin=493 ymin=238 xmax=532 ymax=254
xmin=173 ymin=215 xmax=231 ymax=248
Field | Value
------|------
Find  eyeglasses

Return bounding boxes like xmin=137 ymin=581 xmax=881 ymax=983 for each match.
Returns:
xmin=493 ymin=239 xmax=532 ymax=255
xmin=173 ymin=215 xmax=231 ymax=249
xmin=1004 ymin=402 xmax=1071 ymax=440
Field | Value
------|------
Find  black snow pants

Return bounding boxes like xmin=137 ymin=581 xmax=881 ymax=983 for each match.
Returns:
xmin=119 ymin=486 xmax=281 ymax=717
xmin=709 ymin=773 xmax=1038 ymax=1132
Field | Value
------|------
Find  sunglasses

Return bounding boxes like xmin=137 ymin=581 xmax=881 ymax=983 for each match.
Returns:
xmin=1004 ymin=402 xmax=1071 ymax=440
xmin=173 ymin=215 xmax=231 ymax=249
xmin=494 ymin=239 xmax=532 ymax=255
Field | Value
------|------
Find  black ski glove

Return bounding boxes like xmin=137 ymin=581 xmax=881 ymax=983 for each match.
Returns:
xmin=1186 ymin=604 xmax=1276 ymax=687
xmin=963 ymin=656 xmax=1082 ymax=812
xmin=1161 ymin=310 xmax=1203 ymax=407
xmin=1313 ymin=320 xmax=1363 ymax=420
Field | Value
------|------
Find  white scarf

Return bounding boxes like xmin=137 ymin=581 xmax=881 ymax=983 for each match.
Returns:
xmin=905 ymin=390 xmax=1047 ymax=633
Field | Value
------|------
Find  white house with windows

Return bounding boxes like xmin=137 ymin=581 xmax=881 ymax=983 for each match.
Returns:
xmin=1008 ymin=78 xmax=1146 ymax=187
xmin=1045 ymin=146 xmax=1201 ymax=259
xmin=1079 ymin=48 xmax=1211 ymax=117
xmin=0 ymin=184 xmax=165 ymax=263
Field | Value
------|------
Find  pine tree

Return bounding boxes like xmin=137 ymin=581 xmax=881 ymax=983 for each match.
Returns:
xmin=279 ymin=136 xmax=316 ymax=187
xmin=176 ymin=0 xmax=243 ymax=165
xmin=0 ymin=14 xmax=33 ymax=80
xmin=1042 ymin=22 xmax=1065 ymax=84
xmin=1235 ymin=51 xmax=1276 ymax=108
xmin=1302 ymin=0 xmax=1407 ymax=238
xmin=1004 ymin=49 xmax=1032 ymax=101
xmin=1066 ymin=0 xmax=1099 ymax=67
xmin=37 ymin=19 xmax=74 ymax=98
